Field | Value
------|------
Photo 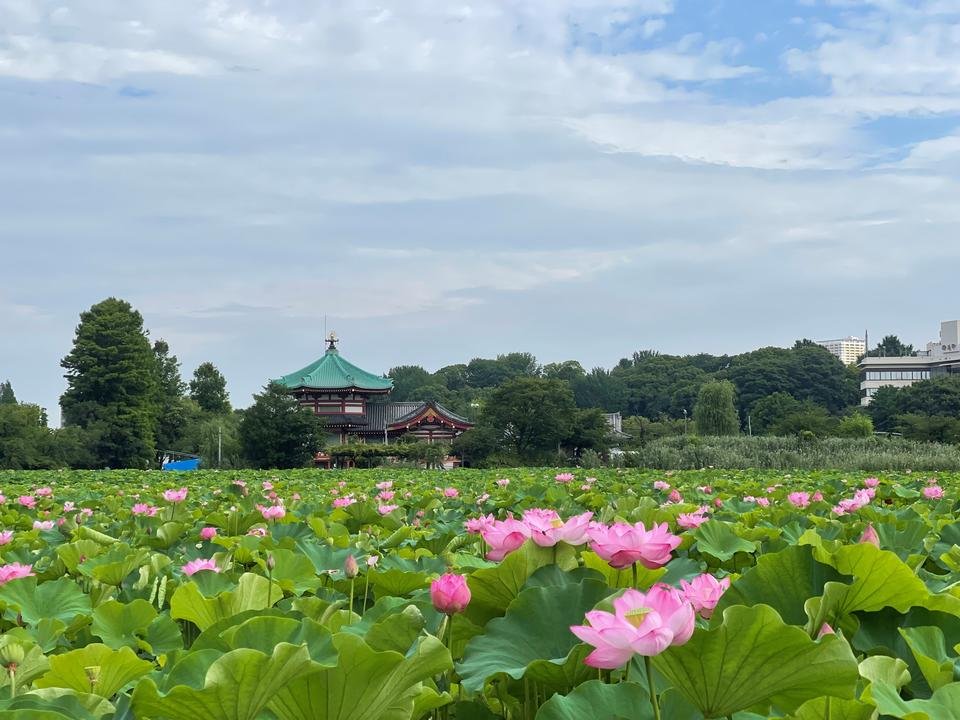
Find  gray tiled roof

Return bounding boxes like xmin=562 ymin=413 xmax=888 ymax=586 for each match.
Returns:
xmin=362 ymin=402 xmax=424 ymax=432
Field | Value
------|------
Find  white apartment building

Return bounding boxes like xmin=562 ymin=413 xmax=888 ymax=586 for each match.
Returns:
xmin=816 ymin=336 xmax=866 ymax=365
xmin=858 ymin=320 xmax=960 ymax=405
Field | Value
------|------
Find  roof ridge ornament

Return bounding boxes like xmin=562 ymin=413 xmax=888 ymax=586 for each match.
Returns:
xmin=326 ymin=331 xmax=339 ymax=352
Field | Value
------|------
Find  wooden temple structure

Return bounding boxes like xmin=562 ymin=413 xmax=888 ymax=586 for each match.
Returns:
xmin=274 ymin=333 xmax=473 ymax=447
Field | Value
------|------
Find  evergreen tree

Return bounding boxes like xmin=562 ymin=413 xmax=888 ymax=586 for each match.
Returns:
xmin=693 ymin=381 xmax=740 ymax=436
xmin=153 ymin=340 xmax=188 ymax=451
xmin=239 ymin=382 xmax=323 ymax=468
xmin=0 ymin=381 xmax=16 ymax=405
xmin=60 ymin=298 xmax=158 ymax=468
xmin=190 ymin=362 xmax=231 ymax=414
xmin=0 ymin=403 xmax=56 ymax=469
xmin=476 ymin=377 xmax=577 ymax=461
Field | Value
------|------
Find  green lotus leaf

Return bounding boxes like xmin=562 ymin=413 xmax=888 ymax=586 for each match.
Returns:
xmin=0 ymin=688 xmax=113 ymax=720
xmin=457 ymin=577 xmax=611 ymax=692
xmin=220 ymin=616 xmax=337 ymax=665
xmin=463 ymin=541 xmax=559 ymax=626
xmin=785 ymin=696 xmax=876 ymax=720
xmin=580 ymin=551 xmax=665 ymax=589
xmin=694 ymin=521 xmax=757 ymax=562
xmin=900 ymin=626 xmax=959 ymax=691
xmin=361 ymin=605 xmax=425 ymax=654
xmin=35 ymin=644 xmax=153 ymax=698
xmin=77 ymin=543 xmax=149 ymax=586
xmin=266 ymin=633 xmax=451 ymax=720
xmin=713 ymin=545 xmax=845 ymax=626
xmin=869 ymin=679 xmax=960 ymax=719
xmin=55 ymin=540 xmax=103 ymax=573
xmin=151 ymin=649 xmax=225 ymax=692
xmin=0 ymin=577 xmax=91 ymax=627
xmin=91 ymin=599 xmax=157 ymax=649
xmin=367 ymin=568 xmax=431 ymax=598
xmin=22 ymin=618 xmax=67 ymax=653
xmin=260 ymin=548 xmax=321 ymax=595
xmin=132 ymin=642 xmax=318 ymax=720
xmin=859 ymin=655 xmax=911 ymax=690
xmin=534 ymin=679 xmax=652 ymax=720
xmin=653 ymin=604 xmax=859 ymax=718
xmin=191 ymin=609 xmax=291 ymax=652
xmin=170 ymin=573 xmax=282 ymax=631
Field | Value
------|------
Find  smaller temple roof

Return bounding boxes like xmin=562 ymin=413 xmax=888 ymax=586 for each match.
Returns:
xmin=275 ymin=335 xmax=393 ymax=392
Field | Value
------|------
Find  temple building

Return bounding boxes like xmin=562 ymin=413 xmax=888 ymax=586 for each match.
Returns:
xmin=274 ymin=333 xmax=473 ymax=445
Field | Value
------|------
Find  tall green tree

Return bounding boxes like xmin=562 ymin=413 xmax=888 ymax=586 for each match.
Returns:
xmin=474 ymin=377 xmax=577 ymax=461
xmin=239 ymin=383 xmax=324 ymax=468
xmin=60 ymin=298 xmax=158 ymax=468
xmin=0 ymin=381 xmax=16 ymax=405
xmin=152 ymin=340 xmax=189 ymax=451
xmin=867 ymin=335 xmax=915 ymax=358
xmin=189 ymin=362 xmax=231 ymax=414
xmin=693 ymin=381 xmax=739 ymax=436
xmin=0 ymin=403 xmax=56 ymax=469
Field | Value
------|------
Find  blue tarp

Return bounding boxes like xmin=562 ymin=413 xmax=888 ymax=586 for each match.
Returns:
xmin=162 ymin=458 xmax=201 ymax=471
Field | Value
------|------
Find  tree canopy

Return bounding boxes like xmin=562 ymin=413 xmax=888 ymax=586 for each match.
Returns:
xmin=239 ymin=382 xmax=324 ymax=469
xmin=189 ymin=362 xmax=231 ymax=414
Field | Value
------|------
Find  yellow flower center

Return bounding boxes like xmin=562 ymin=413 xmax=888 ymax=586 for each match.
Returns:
xmin=551 ymin=519 xmax=564 ymax=528
xmin=624 ymin=607 xmax=650 ymax=628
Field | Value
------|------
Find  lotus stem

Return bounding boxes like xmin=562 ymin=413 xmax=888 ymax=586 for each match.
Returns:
xmin=363 ymin=570 xmax=371 ymax=614
xmin=8 ymin=667 xmax=15 ymax=700
xmin=632 ymin=562 xmax=638 ymax=589
xmin=645 ymin=656 xmax=660 ymax=720
xmin=623 ymin=661 xmax=630 ymax=683
xmin=348 ymin=578 xmax=355 ymax=625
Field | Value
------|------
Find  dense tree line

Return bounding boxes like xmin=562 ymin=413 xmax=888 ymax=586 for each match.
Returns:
xmin=1 ymin=296 xmax=955 ymax=468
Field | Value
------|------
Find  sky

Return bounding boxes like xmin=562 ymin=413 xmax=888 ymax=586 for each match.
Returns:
xmin=3 ymin=0 xmax=960 ymax=424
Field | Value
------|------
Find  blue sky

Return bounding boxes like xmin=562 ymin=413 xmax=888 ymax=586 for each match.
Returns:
xmin=3 ymin=0 xmax=960 ymax=423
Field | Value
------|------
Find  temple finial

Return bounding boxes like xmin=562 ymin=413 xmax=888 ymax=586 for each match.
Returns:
xmin=326 ymin=331 xmax=339 ymax=351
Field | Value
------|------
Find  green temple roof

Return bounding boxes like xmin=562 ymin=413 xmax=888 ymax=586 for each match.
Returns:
xmin=275 ymin=344 xmax=393 ymax=392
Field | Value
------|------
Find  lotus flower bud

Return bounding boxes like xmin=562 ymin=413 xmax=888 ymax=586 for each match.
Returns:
xmin=817 ymin=623 xmax=835 ymax=639
xmin=344 ymin=554 xmax=358 ymax=579
xmin=859 ymin=524 xmax=880 ymax=547
xmin=266 ymin=553 xmax=276 ymax=571
xmin=430 ymin=573 xmax=471 ymax=615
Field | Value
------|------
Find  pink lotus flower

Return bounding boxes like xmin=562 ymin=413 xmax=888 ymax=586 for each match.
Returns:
xmin=332 ymin=496 xmax=357 ymax=508
xmin=182 ymin=558 xmax=219 ymax=576
xmin=522 ymin=509 xmax=593 ymax=547
xmin=756 ymin=497 xmax=770 ymax=507
xmin=367 ymin=555 xmax=379 ymax=567
xmin=585 ymin=477 xmax=597 ymax=484
xmin=668 ymin=490 xmax=683 ymax=503
xmin=680 ymin=574 xmax=730 ymax=619
xmin=443 ymin=487 xmax=459 ymax=498
xmin=262 ymin=481 xmax=274 ymax=491
xmin=812 ymin=491 xmax=824 ymax=502
xmin=864 ymin=477 xmax=879 ymax=488
xmin=859 ymin=524 xmax=880 ymax=547
xmin=17 ymin=496 xmax=35 ymax=509
xmin=200 ymin=527 xmax=217 ymax=541
xmin=260 ymin=505 xmax=286 ymax=520
xmin=132 ymin=503 xmax=158 ymax=517
xmin=677 ymin=513 xmax=708 ymax=530
xmin=0 ymin=563 xmax=33 ymax=585
xmin=63 ymin=501 xmax=75 ymax=513
xmin=817 ymin=623 xmax=835 ymax=639
xmin=787 ymin=492 xmax=810 ymax=509
xmin=698 ymin=485 xmax=713 ymax=494
xmin=344 ymin=555 xmax=359 ymax=578
xmin=35 ymin=487 xmax=52 ymax=497
xmin=430 ymin=573 xmax=472 ymax=615
xmin=924 ymin=485 xmax=944 ymax=500
xmin=376 ymin=481 xmax=393 ymax=491
xmin=713 ymin=498 xmax=723 ymax=508
xmin=653 ymin=481 xmax=671 ymax=491
xmin=247 ymin=526 xmax=268 ymax=537
xmin=0 ymin=531 xmax=12 ymax=546
xmin=163 ymin=488 xmax=188 ymax=503
xmin=482 ymin=518 xmax=532 ymax=561
xmin=378 ymin=504 xmax=399 ymax=515
xmin=477 ymin=493 xmax=490 ymax=503
xmin=465 ymin=514 xmax=496 ymax=535
xmin=496 ymin=478 xmax=510 ymax=488
xmin=32 ymin=520 xmax=54 ymax=531
xmin=570 ymin=585 xmax=695 ymax=669
xmin=589 ymin=522 xmax=681 ymax=570
xmin=377 ymin=490 xmax=395 ymax=501
xmin=555 ymin=473 xmax=575 ymax=484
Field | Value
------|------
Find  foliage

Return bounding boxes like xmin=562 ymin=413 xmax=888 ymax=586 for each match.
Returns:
xmin=694 ymin=381 xmax=740 ymax=436
xmin=837 ymin=413 xmax=874 ymax=439
xmin=0 ymin=381 xmax=16 ymax=405
xmin=190 ymin=362 xmax=232 ymax=415
xmin=59 ymin=298 xmax=159 ymax=468
xmin=239 ymin=383 xmax=324 ymax=468
xmin=0 ymin=404 xmax=56 ymax=469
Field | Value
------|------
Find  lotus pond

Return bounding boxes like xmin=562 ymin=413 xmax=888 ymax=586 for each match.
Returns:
xmin=0 ymin=467 xmax=956 ymax=719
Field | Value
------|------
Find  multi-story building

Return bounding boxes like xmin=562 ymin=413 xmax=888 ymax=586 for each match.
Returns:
xmin=816 ymin=336 xmax=866 ymax=365
xmin=858 ymin=321 xmax=960 ymax=405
